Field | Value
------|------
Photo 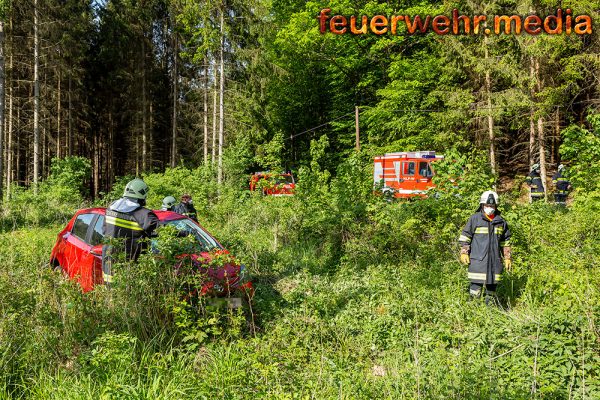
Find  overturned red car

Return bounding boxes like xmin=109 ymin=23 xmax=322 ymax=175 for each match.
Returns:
xmin=49 ymin=208 xmax=251 ymax=298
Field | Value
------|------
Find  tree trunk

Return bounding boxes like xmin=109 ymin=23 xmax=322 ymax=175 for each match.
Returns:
xmin=6 ymin=56 xmax=12 ymax=195
xmin=203 ymin=57 xmax=208 ymax=164
xmin=142 ymin=40 xmax=147 ymax=171
xmin=538 ymin=116 xmax=547 ymax=199
xmin=212 ymin=74 xmax=217 ymax=165
xmin=0 ymin=20 xmax=4 ymax=199
xmin=534 ymin=59 xmax=547 ymax=199
xmin=484 ymin=40 xmax=495 ymax=176
xmin=528 ymin=57 xmax=536 ymax=169
xmin=171 ymin=33 xmax=177 ymax=168
xmin=68 ymin=74 xmax=72 ymax=156
xmin=217 ymin=8 xmax=224 ymax=184
xmin=33 ymin=0 xmax=40 ymax=192
xmin=56 ymin=69 xmax=61 ymax=158
xmin=94 ymin=131 xmax=99 ymax=198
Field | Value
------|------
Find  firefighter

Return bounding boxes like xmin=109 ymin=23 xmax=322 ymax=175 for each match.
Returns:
xmin=526 ymin=163 xmax=545 ymax=202
xmin=459 ymin=191 xmax=512 ymax=304
xmin=102 ymin=178 xmax=159 ymax=284
xmin=161 ymin=196 xmax=177 ymax=211
xmin=173 ymin=193 xmax=198 ymax=222
xmin=552 ymin=164 xmax=571 ymax=205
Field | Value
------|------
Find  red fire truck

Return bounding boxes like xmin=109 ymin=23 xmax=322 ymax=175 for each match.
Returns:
xmin=373 ymin=151 xmax=444 ymax=198
xmin=249 ymin=172 xmax=296 ymax=196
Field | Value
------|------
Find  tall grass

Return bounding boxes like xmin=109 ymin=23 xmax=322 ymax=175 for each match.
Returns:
xmin=0 ymin=155 xmax=599 ymax=398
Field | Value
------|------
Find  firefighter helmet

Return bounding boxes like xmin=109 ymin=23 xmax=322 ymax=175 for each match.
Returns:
xmin=162 ymin=196 xmax=176 ymax=209
xmin=531 ymin=163 xmax=540 ymax=171
xmin=479 ymin=190 xmax=499 ymax=206
xmin=124 ymin=178 xmax=150 ymax=200
xmin=558 ymin=164 xmax=565 ymax=171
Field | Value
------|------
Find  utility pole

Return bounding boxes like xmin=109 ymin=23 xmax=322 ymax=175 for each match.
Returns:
xmin=355 ymin=106 xmax=360 ymax=151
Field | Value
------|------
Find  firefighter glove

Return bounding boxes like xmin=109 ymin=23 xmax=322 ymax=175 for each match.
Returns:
xmin=460 ymin=253 xmax=470 ymax=265
xmin=504 ymin=258 xmax=512 ymax=272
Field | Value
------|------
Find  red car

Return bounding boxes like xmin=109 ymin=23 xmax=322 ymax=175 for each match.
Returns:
xmin=249 ymin=172 xmax=295 ymax=196
xmin=50 ymin=208 xmax=251 ymax=298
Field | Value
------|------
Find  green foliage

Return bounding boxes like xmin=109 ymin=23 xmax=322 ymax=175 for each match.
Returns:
xmin=47 ymin=156 xmax=92 ymax=198
xmin=2 ymin=162 xmax=600 ymax=397
xmin=0 ymin=157 xmax=92 ymax=229
xmin=560 ymin=113 xmax=600 ymax=193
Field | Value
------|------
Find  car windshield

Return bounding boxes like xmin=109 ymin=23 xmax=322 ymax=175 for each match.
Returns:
xmin=163 ymin=218 xmax=222 ymax=252
xmin=274 ymin=175 xmax=294 ymax=184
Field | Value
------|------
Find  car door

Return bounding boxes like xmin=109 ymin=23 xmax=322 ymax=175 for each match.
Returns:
xmin=63 ymin=213 xmax=97 ymax=291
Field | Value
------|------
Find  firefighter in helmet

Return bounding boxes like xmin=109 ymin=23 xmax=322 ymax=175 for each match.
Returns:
xmin=102 ymin=178 xmax=159 ymax=284
xmin=459 ymin=191 xmax=512 ymax=304
xmin=161 ymin=196 xmax=177 ymax=211
xmin=552 ymin=164 xmax=571 ymax=205
xmin=173 ymin=193 xmax=198 ymax=222
xmin=526 ymin=163 xmax=545 ymax=202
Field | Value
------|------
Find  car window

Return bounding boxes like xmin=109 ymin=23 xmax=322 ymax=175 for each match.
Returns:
xmin=419 ymin=161 xmax=433 ymax=178
xmin=164 ymin=219 xmax=221 ymax=252
xmin=402 ymin=161 xmax=415 ymax=176
xmin=72 ymin=213 xmax=95 ymax=242
xmin=90 ymin=215 xmax=105 ymax=246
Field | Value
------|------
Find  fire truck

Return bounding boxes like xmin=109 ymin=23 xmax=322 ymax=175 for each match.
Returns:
xmin=373 ymin=151 xmax=444 ymax=198
xmin=249 ymin=171 xmax=296 ymax=196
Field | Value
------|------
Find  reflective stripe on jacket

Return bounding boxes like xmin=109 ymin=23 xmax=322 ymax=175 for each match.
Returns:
xmin=104 ymin=207 xmax=158 ymax=261
xmin=552 ymin=171 xmax=570 ymax=194
xmin=459 ymin=211 xmax=511 ymax=284
xmin=526 ymin=171 xmax=544 ymax=195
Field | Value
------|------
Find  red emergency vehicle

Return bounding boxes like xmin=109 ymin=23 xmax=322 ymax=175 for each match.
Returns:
xmin=373 ymin=151 xmax=444 ymax=198
xmin=249 ymin=172 xmax=295 ymax=196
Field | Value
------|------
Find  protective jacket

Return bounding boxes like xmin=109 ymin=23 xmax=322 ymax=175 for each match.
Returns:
xmin=526 ymin=171 xmax=544 ymax=198
xmin=552 ymin=171 xmax=570 ymax=195
xmin=173 ymin=202 xmax=198 ymax=222
xmin=459 ymin=210 xmax=511 ymax=285
xmin=102 ymin=198 xmax=159 ymax=283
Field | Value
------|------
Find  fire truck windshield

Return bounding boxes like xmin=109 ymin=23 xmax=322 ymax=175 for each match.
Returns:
xmin=275 ymin=175 xmax=294 ymax=184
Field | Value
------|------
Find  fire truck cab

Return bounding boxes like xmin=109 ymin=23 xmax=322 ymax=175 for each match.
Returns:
xmin=373 ymin=151 xmax=444 ymax=198
xmin=250 ymin=172 xmax=296 ymax=196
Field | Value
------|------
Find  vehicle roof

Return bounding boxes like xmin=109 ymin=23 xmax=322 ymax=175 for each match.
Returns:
xmin=74 ymin=207 xmax=186 ymax=222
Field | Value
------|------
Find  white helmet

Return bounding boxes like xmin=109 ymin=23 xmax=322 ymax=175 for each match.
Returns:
xmin=480 ymin=190 xmax=499 ymax=206
xmin=558 ymin=164 xmax=565 ymax=171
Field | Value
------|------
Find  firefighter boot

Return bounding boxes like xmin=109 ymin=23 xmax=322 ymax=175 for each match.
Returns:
xmin=469 ymin=283 xmax=483 ymax=301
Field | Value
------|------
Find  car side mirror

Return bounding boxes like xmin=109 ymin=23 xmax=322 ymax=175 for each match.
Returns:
xmin=90 ymin=244 xmax=103 ymax=256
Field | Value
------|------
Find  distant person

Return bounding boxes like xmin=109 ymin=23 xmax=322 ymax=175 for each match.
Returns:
xmin=459 ymin=191 xmax=512 ymax=305
xmin=161 ymin=196 xmax=177 ymax=211
xmin=526 ymin=163 xmax=545 ymax=202
xmin=173 ymin=193 xmax=198 ymax=222
xmin=102 ymin=178 xmax=159 ymax=284
xmin=552 ymin=164 xmax=571 ymax=205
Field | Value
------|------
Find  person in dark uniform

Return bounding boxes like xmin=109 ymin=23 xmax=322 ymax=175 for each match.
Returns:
xmin=552 ymin=164 xmax=571 ymax=205
xmin=173 ymin=193 xmax=198 ymax=222
xmin=526 ymin=163 xmax=545 ymax=202
xmin=459 ymin=191 xmax=512 ymax=305
xmin=102 ymin=178 xmax=159 ymax=284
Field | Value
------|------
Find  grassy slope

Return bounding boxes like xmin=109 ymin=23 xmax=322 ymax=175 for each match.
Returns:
xmin=0 ymin=195 xmax=599 ymax=399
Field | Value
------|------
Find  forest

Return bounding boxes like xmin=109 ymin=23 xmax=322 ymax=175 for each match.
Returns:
xmin=0 ymin=0 xmax=600 ymax=398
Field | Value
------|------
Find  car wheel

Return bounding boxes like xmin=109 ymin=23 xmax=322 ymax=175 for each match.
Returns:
xmin=51 ymin=260 xmax=69 ymax=279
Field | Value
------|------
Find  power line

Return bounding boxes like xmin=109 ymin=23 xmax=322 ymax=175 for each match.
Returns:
xmin=286 ymin=104 xmax=567 ymax=141
xmin=287 ymin=112 xmax=355 ymax=140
